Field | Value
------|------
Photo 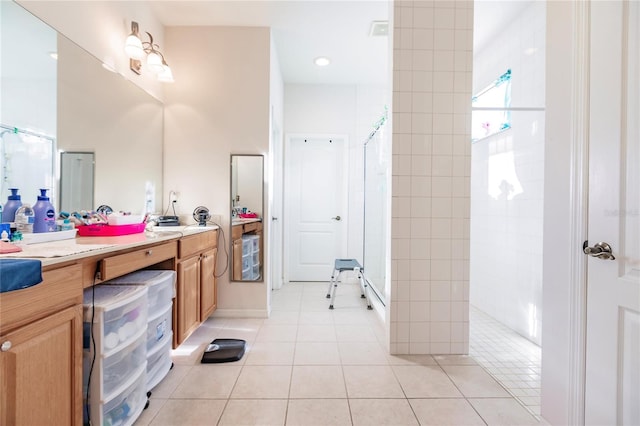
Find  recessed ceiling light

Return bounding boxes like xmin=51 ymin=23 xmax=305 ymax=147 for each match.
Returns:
xmin=314 ymin=56 xmax=330 ymax=67
xmin=49 ymin=51 xmax=58 ymax=60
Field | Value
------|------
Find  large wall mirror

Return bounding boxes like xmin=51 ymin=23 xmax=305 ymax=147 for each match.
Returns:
xmin=230 ymin=155 xmax=264 ymax=282
xmin=0 ymin=1 xmax=163 ymax=215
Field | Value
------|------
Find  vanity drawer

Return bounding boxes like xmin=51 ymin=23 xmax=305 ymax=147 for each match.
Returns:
xmin=179 ymin=231 xmax=217 ymax=259
xmin=0 ymin=263 xmax=83 ymax=332
xmin=243 ymin=222 xmax=262 ymax=233
xmin=100 ymin=242 xmax=177 ymax=281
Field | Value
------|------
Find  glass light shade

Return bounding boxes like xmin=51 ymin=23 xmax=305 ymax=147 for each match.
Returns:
xmin=314 ymin=56 xmax=331 ymax=67
xmin=146 ymin=51 xmax=164 ymax=74
xmin=124 ymin=35 xmax=144 ymax=59
xmin=158 ymin=64 xmax=174 ymax=83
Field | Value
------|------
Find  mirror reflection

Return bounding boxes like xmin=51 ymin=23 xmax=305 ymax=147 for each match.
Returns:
xmin=59 ymin=152 xmax=94 ymax=213
xmin=230 ymin=155 xmax=264 ymax=282
xmin=0 ymin=1 xmax=164 ymax=215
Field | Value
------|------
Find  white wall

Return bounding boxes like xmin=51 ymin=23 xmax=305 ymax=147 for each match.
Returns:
xmin=163 ymin=26 xmax=271 ymax=317
xmin=469 ymin=1 xmax=545 ymax=345
xmin=390 ymin=0 xmax=473 ymax=354
xmin=18 ymin=0 xmax=165 ymax=101
xmin=283 ymin=84 xmax=388 ymax=264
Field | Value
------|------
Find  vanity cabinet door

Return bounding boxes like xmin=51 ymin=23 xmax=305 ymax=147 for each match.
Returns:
xmin=200 ymin=248 xmax=217 ymax=320
xmin=232 ymin=239 xmax=243 ymax=280
xmin=176 ymin=256 xmax=200 ymax=345
xmin=0 ymin=305 xmax=82 ymax=425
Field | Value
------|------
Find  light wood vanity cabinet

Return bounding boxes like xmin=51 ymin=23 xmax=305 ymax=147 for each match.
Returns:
xmin=0 ymin=264 xmax=83 ymax=426
xmin=174 ymin=230 xmax=218 ymax=346
xmin=0 ymin=228 xmax=219 ymax=422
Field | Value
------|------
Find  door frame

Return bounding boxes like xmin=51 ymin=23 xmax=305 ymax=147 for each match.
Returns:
xmin=283 ymin=133 xmax=350 ymax=284
xmin=557 ymin=1 xmax=591 ymax=424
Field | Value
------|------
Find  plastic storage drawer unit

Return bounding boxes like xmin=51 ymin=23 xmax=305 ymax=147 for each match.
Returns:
xmin=83 ymin=285 xmax=148 ymax=426
xmin=106 ymin=270 xmax=176 ymax=314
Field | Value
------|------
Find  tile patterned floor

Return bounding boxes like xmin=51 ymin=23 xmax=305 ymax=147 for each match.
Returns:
xmin=469 ymin=305 xmax=542 ymax=419
xmin=135 ymin=282 xmax=541 ymax=425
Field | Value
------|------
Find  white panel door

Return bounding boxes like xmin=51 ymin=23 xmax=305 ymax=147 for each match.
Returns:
xmin=585 ymin=1 xmax=640 ymax=424
xmin=287 ymin=135 xmax=347 ymax=281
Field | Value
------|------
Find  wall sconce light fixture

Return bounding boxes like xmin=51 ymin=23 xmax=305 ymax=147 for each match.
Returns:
xmin=124 ymin=21 xmax=174 ymax=82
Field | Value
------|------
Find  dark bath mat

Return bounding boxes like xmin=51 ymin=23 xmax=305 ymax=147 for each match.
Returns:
xmin=201 ymin=339 xmax=246 ymax=363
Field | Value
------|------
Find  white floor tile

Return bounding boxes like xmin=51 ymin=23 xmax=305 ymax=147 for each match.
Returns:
xmin=143 ymin=283 xmax=543 ymax=426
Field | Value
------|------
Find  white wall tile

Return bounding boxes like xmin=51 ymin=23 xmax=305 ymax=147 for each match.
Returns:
xmin=391 ymin=0 xmax=472 ymax=355
xmin=410 ymin=197 xmax=432 ymax=218
xmin=410 ymin=280 xmax=430 ymax=301
xmin=412 ymin=134 xmax=433 ymax=155
xmin=413 ymin=28 xmax=434 ymax=50
xmin=431 ymin=197 xmax=452 ymax=218
xmin=430 ymin=321 xmax=451 ymax=341
xmin=410 ymin=301 xmax=430 ymax=322
xmin=431 ymin=281 xmax=451 ymax=301
xmin=411 ymin=155 xmax=432 ymax=176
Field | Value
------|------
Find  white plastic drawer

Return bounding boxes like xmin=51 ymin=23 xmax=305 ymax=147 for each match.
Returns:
xmin=249 ymin=235 xmax=260 ymax=253
xmin=241 ymin=236 xmax=252 ymax=254
xmin=101 ymin=366 xmax=147 ymax=426
xmin=106 ymin=270 xmax=176 ymax=313
xmin=147 ymin=302 xmax=172 ymax=351
xmin=242 ymin=253 xmax=251 ymax=270
xmin=146 ymin=333 xmax=172 ymax=391
xmin=83 ymin=332 xmax=147 ymax=398
xmin=252 ymin=264 xmax=260 ymax=280
xmin=242 ymin=266 xmax=252 ymax=280
xmin=83 ymin=285 xmax=148 ymax=354
xmin=252 ymin=252 xmax=259 ymax=266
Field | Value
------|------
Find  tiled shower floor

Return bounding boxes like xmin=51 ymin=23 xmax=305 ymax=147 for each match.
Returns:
xmin=469 ymin=305 xmax=542 ymax=418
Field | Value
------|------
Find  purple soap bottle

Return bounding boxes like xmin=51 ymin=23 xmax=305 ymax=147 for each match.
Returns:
xmin=3 ymin=188 xmax=22 ymax=222
xmin=33 ymin=189 xmax=56 ymax=233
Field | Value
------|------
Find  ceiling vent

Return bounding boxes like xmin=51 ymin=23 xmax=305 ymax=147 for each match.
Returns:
xmin=369 ymin=21 xmax=389 ymax=37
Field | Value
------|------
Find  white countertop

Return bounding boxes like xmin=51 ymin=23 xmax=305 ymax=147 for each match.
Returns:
xmin=0 ymin=224 xmax=218 ymax=267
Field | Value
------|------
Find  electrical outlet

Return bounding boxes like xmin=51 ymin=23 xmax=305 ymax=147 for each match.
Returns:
xmin=169 ymin=190 xmax=179 ymax=202
xmin=210 ymin=214 xmax=222 ymax=225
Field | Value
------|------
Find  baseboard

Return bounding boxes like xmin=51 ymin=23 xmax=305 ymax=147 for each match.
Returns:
xmin=212 ymin=308 xmax=269 ymax=318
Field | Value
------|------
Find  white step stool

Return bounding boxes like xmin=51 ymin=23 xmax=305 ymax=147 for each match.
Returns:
xmin=326 ymin=258 xmax=373 ymax=310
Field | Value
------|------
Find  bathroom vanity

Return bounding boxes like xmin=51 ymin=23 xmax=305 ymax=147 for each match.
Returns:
xmin=0 ymin=227 xmax=217 ymax=425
